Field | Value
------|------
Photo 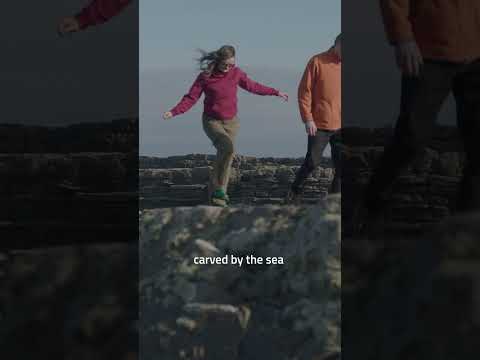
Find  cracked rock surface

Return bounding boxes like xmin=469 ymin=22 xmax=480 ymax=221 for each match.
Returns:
xmin=140 ymin=195 xmax=341 ymax=360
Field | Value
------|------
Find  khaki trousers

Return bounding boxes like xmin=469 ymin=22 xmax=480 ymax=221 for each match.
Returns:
xmin=202 ymin=114 xmax=240 ymax=193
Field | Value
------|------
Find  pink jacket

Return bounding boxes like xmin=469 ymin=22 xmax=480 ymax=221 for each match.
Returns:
xmin=75 ymin=0 xmax=132 ymax=29
xmin=170 ymin=67 xmax=279 ymax=120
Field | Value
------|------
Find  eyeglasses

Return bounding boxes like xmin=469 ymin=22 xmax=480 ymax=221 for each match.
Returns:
xmin=219 ymin=62 xmax=235 ymax=69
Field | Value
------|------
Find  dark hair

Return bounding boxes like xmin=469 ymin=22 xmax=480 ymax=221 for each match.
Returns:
xmin=196 ymin=45 xmax=236 ymax=76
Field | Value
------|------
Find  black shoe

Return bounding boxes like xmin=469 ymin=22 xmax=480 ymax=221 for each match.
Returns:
xmin=284 ymin=189 xmax=302 ymax=205
xmin=352 ymin=198 xmax=386 ymax=238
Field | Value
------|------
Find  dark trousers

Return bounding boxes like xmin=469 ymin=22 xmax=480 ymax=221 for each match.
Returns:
xmin=366 ymin=59 xmax=480 ymax=214
xmin=292 ymin=129 xmax=341 ymax=194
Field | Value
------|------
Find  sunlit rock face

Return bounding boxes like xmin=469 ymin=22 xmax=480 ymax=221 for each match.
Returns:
xmin=140 ymin=195 xmax=341 ymax=360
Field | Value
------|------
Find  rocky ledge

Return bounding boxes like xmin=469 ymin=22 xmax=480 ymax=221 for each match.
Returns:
xmin=1 ymin=119 xmax=138 ymax=247
xmin=140 ymin=195 xmax=341 ymax=360
xmin=140 ymin=126 xmax=467 ymax=234
xmin=0 ymin=118 xmax=137 ymax=153
xmin=140 ymin=154 xmax=333 ymax=208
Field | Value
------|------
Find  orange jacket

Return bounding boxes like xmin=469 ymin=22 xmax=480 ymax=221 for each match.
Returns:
xmin=380 ymin=0 xmax=480 ymax=63
xmin=298 ymin=49 xmax=341 ymax=131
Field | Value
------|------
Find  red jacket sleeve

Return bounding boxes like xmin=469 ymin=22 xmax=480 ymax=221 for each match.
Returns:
xmin=238 ymin=69 xmax=279 ymax=96
xmin=75 ymin=0 xmax=133 ymax=29
xmin=170 ymin=75 xmax=204 ymax=117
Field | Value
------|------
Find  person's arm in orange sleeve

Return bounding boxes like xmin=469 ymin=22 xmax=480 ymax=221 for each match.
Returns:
xmin=379 ymin=0 xmax=414 ymax=45
xmin=298 ymin=58 xmax=318 ymax=136
xmin=298 ymin=58 xmax=315 ymax=123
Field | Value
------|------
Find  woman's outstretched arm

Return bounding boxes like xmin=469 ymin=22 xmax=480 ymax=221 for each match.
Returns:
xmin=75 ymin=0 xmax=133 ymax=29
xmin=238 ymin=69 xmax=281 ymax=96
xmin=58 ymin=0 xmax=132 ymax=35
xmin=168 ymin=75 xmax=204 ymax=117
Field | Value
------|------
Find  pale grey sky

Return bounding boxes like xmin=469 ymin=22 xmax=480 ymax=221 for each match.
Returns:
xmin=140 ymin=0 xmax=341 ymax=156
xmin=140 ymin=0 xmax=341 ymax=70
xmin=2 ymin=0 xmax=137 ymax=126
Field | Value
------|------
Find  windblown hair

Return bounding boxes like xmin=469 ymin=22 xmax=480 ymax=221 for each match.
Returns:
xmin=196 ymin=45 xmax=236 ymax=76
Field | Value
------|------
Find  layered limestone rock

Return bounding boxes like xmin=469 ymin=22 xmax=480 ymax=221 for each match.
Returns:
xmin=140 ymin=195 xmax=341 ymax=360
xmin=140 ymin=125 xmax=467 ymax=231
xmin=343 ymin=212 xmax=480 ymax=359
xmin=0 ymin=120 xmax=138 ymax=245
xmin=0 ymin=152 xmax=138 ymax=246
xmin=0 ymin=118 xmax=137 ymax=153
xmin=139 ymin=154 xmax=332 ymax=170
xmin=342 ymin=126 xmax=465 ymax=234
xmin=140 ymin=155 xmax=333 ymax=208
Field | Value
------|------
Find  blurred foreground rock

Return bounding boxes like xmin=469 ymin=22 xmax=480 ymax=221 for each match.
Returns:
xmin=343 ymin=212 xmax=480 ymax=359
xmin=140 ymin=195 xmax=341 ymax=360
xmin=0 ymin=244 xmax=138 ymax=360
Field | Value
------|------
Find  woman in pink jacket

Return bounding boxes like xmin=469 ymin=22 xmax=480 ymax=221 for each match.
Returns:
xmin=163 ymin=45 xmax=288 ymax=206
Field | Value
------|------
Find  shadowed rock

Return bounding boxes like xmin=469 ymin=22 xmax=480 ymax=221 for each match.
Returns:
xmin=343 ymin=212 xmax=480 ymax=359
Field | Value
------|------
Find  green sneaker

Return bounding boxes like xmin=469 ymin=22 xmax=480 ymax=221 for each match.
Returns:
xmin=212 ymin=188 xmax=226 ymax=199
xmin=211 ymin=189 xmax=228 ymax=207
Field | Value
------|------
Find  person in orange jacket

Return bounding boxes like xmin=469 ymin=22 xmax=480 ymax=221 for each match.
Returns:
xmin=362 ymin=1 xmax=480 ymax=230
xmin=286 ymin=34 xmax=341 ymax=203
xmin=57 ymin=0 xmax=132 ymax=35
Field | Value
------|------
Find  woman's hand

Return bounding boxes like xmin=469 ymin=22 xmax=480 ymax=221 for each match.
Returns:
xmin=163 ymin=111 xmax=173 ymax=120
xmin=305 ymin=120 xmax=317 ymax=136
xmin=277 ymin=91 xmax=289 ymax=102
xmin=58 ymin=17 xmax=80 ymax=36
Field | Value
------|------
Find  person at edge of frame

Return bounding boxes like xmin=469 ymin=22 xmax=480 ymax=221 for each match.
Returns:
xmin=285 ymin=34 xmax=342 ymax=204
xmin=358 ymin=0 xmax=480 ymax=234
xmin=163 ymin=45 xmax=289 ymax=207
xmin=57 ymin=0 xmax=132 ymax=34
